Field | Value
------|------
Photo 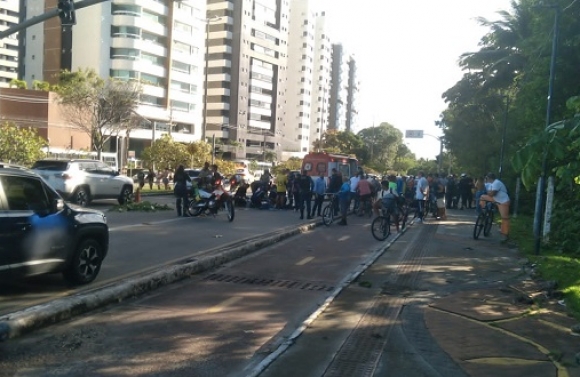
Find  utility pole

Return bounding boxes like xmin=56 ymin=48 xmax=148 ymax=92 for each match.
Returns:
xmin=534 ymin=6 xmax=560 ymax=255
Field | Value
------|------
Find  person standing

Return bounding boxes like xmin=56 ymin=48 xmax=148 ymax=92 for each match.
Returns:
xmin=297 ymin=171 xmax=314 ymax=220
xmin=137 ymin=170 xmax=145 ymax=190
xmin=311 ymin=171 xmax=327 ymax=217
xmin=479 ymin=173 xmax=510 ymax=242
xmin=415 ymin=171 xmax=429 ymax=223
xmin=349 ymin=173 xmax=360 ymax=213
xmin=356 ymin=173 xmax=373 ymax=216
xmin=338 ymin=176 xmax=351 ymax=225
xmin=286 ymin=171 xmax=295 ymax=209
xmin=173 ymin=165 xmax=191 ymax=217
xmin=275 ymin=169 xmax=288 ymax=209
xmin=146 ymin=169 xmax=155 ymax=190
xmin=328 ymin=168 xmax=342 ymax=215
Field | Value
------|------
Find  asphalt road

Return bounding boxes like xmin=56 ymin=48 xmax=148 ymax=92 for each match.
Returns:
xmin=0 ymin=195 xmax=310 ymax=316
xmin=0 ymin=203 xmax=392 ymax=377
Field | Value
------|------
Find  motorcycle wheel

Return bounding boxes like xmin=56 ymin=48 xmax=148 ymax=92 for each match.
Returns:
xmin=188 ymin=199 xmax=204 ymax=217
xmin=225 ymin=198 xmax=235 ymax=222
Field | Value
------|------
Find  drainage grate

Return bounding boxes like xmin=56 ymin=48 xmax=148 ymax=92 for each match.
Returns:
xmin=204 ymin=273 xmax=334 ymax=292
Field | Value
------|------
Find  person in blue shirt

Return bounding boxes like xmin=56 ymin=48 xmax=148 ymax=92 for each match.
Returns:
xmin=338 ymin=176 xmax=351 ymax=225
xmin=311 ymin=171 xmax=327 ymax=217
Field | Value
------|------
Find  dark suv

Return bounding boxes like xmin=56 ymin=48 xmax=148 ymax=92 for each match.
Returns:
xmin=0 ymin=163 xmax=109 ymax=284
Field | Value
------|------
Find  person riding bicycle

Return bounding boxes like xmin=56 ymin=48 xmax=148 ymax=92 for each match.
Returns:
xmin=356 ymin=173 xmax=373 ymax=216
xmin=373 ymin=177 xmax=400 ymax=232
xmin=478 ymin=172 xmax=510 ymax=243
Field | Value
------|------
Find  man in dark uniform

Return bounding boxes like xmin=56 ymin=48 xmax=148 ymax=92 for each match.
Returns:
xmin=297 ymin=170 xmax=314 ymax=220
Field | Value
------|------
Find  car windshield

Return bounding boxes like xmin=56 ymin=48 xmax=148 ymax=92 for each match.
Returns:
xmin=31 ymin=161 xmax=70 ymax=171
xmin=185 ymin=170 xmax=200 ymax=178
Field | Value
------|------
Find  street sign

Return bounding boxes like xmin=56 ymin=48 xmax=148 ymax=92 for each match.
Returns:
xmin=405 ymin=130 xmax=424 ymax=138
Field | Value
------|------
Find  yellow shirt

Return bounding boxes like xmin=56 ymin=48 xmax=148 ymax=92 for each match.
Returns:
xmin=276 ymin=173 xmax=288 ymax=192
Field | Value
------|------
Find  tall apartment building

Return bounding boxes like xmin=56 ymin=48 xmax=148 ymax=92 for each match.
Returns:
xmin=285 ymin=0 xmax=331 ymax=155
xmin=327 ymin=43 xmax=359 ymax=133
xmin=19 ymin=0 xmax=207 ymax=160
xmin=205 ymin=0 xmax=289 ymax=162
xmin=346 ymin=55 xmax=359 ymax=132
xmin=0 ymin=0 xmax=18 ymax=88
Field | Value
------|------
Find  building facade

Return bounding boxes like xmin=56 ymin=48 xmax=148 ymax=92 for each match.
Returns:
xmin=204 ymin=0 xmax=290 ymax=162
xmin=327 ymin=43 xmax=358 ymax=133
xmin=285 ymin=0 xmax=331 ymax=155
xmin=19 ymin=0 xmax=207 ymax=161
xmin=0 ymin=0 xmax=18 ymax=88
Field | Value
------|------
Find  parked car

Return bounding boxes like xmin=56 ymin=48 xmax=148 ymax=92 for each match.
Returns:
xmin=0 ymin=162 xmax=109 ymax=284
xmin=31 ymin=159 xmax=134 ymax=207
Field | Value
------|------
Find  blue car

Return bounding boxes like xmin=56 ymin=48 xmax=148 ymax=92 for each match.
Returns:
xmin=0 ymin=163 xmax=109 ymax=285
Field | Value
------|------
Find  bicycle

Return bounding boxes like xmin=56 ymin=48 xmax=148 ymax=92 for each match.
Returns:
xmin=322 ymin=193 xmax=339 ymax=226
xmin=357 ymin=195 xmax=373 ymax=218
xmin=397 ymin=197 xmax=412 ymax=230
xmin=473 ymin=200 xmax=495 ymax=239
xmin=371 ymin=206 xmax=396 ymax=241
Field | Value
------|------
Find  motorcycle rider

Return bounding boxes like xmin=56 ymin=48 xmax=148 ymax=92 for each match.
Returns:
xmin=209 ymin=164 xmax=227 ymax=210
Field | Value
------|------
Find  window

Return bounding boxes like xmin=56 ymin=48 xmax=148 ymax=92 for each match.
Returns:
xmin=1 ymin=176 xmax=49 ymax=212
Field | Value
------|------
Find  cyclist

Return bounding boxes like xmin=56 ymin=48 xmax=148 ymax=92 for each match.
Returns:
xmin=373 ymin=177 xmax=400 ymax=233
xmin=356 ymin=174 xmax=373 ymax=216
xmin=478 ymin=172 xmax=510 ymax=242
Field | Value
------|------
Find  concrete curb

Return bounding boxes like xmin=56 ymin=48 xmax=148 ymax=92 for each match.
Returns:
xmin=0 ymin=221 xmax=319 ymax=341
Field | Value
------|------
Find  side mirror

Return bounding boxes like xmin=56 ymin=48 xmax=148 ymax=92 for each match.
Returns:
xmin=54 ymin=198 xmax=65 ymax=212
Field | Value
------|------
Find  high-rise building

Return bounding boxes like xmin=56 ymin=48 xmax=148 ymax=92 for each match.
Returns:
xmin=205 ymin=0 xmax=289 ymax=162
xmin=19 ymin=0 xmax=207 ymax=160
xmin=0 ymin=0 xmax=19 ymax=88
xmin=327 ymin=43 xmax=358 ymax=132
xmin=346 ymin=55 xmax=359 ymax=132
xmin=286 ymin=0 xmax=331 ymax=155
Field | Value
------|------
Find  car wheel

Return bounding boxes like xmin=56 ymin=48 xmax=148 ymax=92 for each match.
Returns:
xmin=73 ymin=187 xmax=90 ymax=207
xmin=118 ymin=185 xmax=133 ymax=205
xmin=63 ymin=239 xmax=103 ymax=285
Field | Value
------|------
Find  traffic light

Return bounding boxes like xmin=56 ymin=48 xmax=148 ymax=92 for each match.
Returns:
xmin=57 ymin=0 xmax=76 ymax=26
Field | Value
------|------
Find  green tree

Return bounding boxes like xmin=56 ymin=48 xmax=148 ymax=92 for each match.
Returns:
xmin=8 ymin=79 xmax=27 ymax=89
xmin=141 ymin=134 xmax=189 ymax=170
xmin=32 ymin=80 xmax=51 ymax=91
xmin=355 ymin=123 xmax=403 ymax=170
xmin=54 ymin=68 xmax=141 ymax=159
xmin=263 ymin=151 xmax=277 ymax=165
xmin=185 ymin=140 xmax=212 ymax=168
xmin=0 ymin=122 xmax=46 ymax=166
xmin=322 ymin=130 xmax=363 ymax=156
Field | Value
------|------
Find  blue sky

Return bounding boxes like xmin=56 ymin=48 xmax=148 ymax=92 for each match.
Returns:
xmin=318 ymin=0 xmax=514 ymax=159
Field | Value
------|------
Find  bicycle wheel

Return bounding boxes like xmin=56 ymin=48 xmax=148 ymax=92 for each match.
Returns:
xmin=224 ymin=198 xmax=235 ymax=222
xmin=371 ymin=216 xmax=391 ymax=241
xmin=473 ymin=213 xmax=485 ymax=239
xmin=322 ymin=205 xmax=334 ymax=226
xmin=400 ymin=204 xmax=410 ymax=229
xmin=483 ymin=210 xmax=494 ymax=237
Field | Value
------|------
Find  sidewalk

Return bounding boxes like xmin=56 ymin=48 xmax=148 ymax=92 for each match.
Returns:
xmin=259 ymin=209 xmax=580 ymax=377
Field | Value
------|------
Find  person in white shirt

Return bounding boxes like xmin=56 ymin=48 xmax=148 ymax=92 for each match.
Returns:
xmin=479 ymin=172 xmax=510 ymax=242
xmin=414 ymin=171 xmax=429 ymax=223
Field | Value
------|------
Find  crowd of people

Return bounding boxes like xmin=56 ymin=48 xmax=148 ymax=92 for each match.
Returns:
xmin=170 ymin=162 xmax=511 ymax=242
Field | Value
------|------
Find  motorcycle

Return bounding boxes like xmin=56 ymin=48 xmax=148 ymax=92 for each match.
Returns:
xmin=187 ymin=178 xmax=235 ymax=221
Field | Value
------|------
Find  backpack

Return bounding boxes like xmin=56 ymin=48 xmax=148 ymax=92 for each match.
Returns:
xmin=381 ymin=189 xmax=397 ymax=212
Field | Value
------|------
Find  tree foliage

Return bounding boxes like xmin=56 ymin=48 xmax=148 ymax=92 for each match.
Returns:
xmin=53 ymin=68 xmax=141 ymax=159
xmin=141 ymin=135 xmax=189 ymax=170
xmin=185 ymin=140 xmax=212 ymax=168
xmin=440 ymin=0 xmax=580 ymax=251
xmin=0 ymin=123 xmax=46 ymax=166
